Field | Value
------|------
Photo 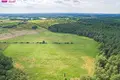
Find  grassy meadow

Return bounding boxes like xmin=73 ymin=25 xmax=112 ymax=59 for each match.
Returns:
xmin=0 ymin=20 xmax=99 ymax=80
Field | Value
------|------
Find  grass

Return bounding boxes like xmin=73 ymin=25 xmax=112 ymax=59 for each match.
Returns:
xmin=0 ymin=19 xmax=99 ymax=80
xmin=1 ymin=27 xmax=99 ymax=80
xmin=29 ymin=18 xmax=76 ymax=29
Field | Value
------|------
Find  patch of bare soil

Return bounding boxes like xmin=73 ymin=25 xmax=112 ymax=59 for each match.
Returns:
xmin=21 ymin=57 xmax=36 ymax=64
xmin=81 ymin=56 xmax=95 ymax=76
xmin=14 ymin=62 xmax=24 ymax=70
xmin=0 ymin=30 xmax=38 ymax=40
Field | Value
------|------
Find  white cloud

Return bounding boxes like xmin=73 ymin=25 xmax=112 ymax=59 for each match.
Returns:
xmin=0 ymin=0 xmax=120 ymax=13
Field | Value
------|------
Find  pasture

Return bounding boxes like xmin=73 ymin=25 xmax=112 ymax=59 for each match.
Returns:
xmin=0 ymin=20 xmax=99 ymax=80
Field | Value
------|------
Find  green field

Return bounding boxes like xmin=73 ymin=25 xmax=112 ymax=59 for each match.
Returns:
xmin=0 ymin=19 xmax=99 ymax=80
xmin=1 ymin=28 xmax=99 ymax=80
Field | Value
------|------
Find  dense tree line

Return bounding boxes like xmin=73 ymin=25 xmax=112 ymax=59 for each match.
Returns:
xmin=0 ymin=51 xmax=28 ymax=80
xmin=0 ymin=41 xmax=47 ymax=44
xmin=48 ymin=18 xmax=120 ymax=80
xmin=0 ymin=41 xmax=74 ymax=44
xmin=0 ymin=52 xmax=13 ymax=80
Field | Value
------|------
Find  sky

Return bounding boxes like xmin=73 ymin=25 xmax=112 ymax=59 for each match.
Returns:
xmin=0 ymin=0 xmax=120 ymax=13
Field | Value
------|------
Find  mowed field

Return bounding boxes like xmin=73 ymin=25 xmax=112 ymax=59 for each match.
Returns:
xmin=0 ymin=20 xmax=99 ymax=80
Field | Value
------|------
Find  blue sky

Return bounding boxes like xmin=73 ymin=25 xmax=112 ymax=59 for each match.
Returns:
xmin=0 ymin=0 xmax=120 ymax=13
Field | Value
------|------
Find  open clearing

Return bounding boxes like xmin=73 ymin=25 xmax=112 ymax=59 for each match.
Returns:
xmin=2 ymin=28 xmax=99 ymax=80
xmin=0 ymin=20 xmax=99 ymax=80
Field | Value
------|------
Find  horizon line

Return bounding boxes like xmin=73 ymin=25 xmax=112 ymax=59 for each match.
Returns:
xmin=0 ymin=12 xmax=120 ymax=14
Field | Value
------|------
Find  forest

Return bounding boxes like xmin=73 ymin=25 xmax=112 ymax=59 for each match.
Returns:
xmin=49 ymin=18 xmax=120 ymax=80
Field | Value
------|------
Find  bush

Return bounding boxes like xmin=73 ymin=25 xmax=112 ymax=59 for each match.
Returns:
xmin=80 ymin=76 xmax=92 ymax=80
xmin=32 ymin=26 xmax=38 ymax=30
xmin=110 ymin=74 xmax=120 ymax=80
xmin=6 ymin=69 xmax=28 ymax=80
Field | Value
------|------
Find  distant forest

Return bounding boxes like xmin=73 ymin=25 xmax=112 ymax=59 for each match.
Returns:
xmin=49 ymin=18 xmax=120 ymax=80
xmin=1 ymin=13 xmax=120 ymax=18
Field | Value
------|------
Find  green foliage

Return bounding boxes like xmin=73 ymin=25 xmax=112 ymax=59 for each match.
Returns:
xmin=0 ymin=22 xmax=18 ymax=28
xmin=80 ymin=76 xmax=92 ymax=80
xmin=0 ymin=52 xmax=13 ymax=80
xmin=49 ymin=18 xmax=120 ymax=57
xmin=0 ymin=51 xmax=27 ymax=80
xmin=49 ymin=18 xmax=120 ymax=80
xmin=29 ymin=18 xmax=76 ymax=29
xmin=6 ymin=69 xmax=28 ymax=80
xmin=110 ymin=74 xmax=120 ymax=80
xmin=32 ymin=26 xmax=38 ymax=30
xmin=95 ymin=55 xmax=120 ymax=80
xmin=0 ymin=44 xmax=8 ymax=51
